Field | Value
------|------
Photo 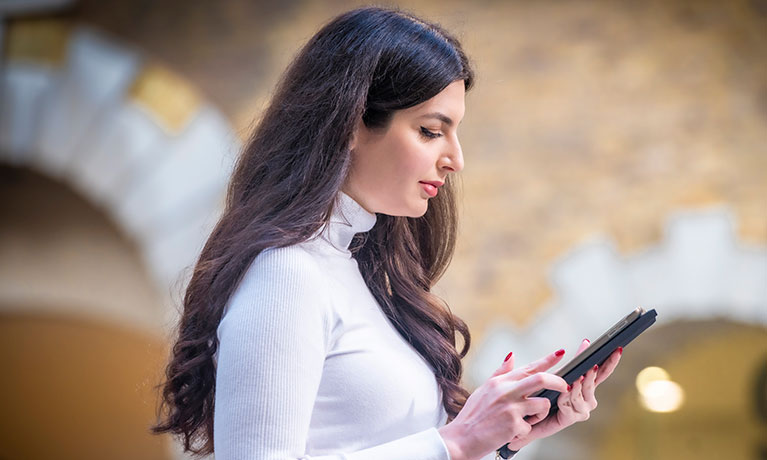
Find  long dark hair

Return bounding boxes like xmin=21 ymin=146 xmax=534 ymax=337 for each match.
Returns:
xmin=151 ymin=6 xmax=474 ymax=455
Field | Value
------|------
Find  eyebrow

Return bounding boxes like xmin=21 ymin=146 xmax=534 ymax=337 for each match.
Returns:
xmin=419 ymin=112 xmax=455 ymax=127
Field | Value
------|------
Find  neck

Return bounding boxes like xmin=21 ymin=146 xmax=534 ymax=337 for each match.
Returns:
xmin=319 ymin=190 xmax=377 ymax=252
xmin=340 ymin=185 xmax=376 ymax=215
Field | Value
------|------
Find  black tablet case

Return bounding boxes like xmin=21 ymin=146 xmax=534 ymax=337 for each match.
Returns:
xmin=496 ymin=308 xmax=657 ymax=459
xmin=534 ymin=308 xmax=657 ymax=415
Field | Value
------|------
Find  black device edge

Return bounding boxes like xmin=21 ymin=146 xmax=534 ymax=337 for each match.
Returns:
xmin=496 ymin=308 xmax=657 ymax=459
xmin=535 ymin=309 xmax=657 ymax=415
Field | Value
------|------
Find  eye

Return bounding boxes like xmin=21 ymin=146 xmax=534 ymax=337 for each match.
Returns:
xmin=419 ymin=126 xmax=443 ymax=139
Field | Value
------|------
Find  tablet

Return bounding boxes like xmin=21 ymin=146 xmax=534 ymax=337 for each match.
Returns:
xmin=534 ymin=306 xmax=657 ymax=415
xmin=496 ymin=307 xmax=658 ymax=459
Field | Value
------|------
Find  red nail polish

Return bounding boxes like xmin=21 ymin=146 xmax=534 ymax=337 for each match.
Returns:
xmin=555 ymin=349 xmax=565 ymax=357
xmin=593 ymin=364 xmax=599 ymax=371
xmin=567 ymin=384 xmax=572 ymax=391
xmin=618 ymin=346 xmax=623 ymax=355
xmin=504 ymin=352 xmax=513 ymax=362
xmin=585 ymin=338 xmax=590 ymax=343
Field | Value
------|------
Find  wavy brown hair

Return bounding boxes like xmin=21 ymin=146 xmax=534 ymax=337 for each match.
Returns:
xmin=151 ymin=6 xmax=474 ymax=455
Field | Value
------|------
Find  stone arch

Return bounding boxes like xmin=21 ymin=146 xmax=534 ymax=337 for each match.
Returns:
xmin=469 ymin=206 xmax=766 ymax=458
xmin=1 ymin=22 xmax=237 ymax=460
xmin=472 ymin=206 xmax=766 ymax=384
xmin=1 ymin=24 xmax=241 ymax=330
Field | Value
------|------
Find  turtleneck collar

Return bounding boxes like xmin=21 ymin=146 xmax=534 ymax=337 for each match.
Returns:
xmin=318 ymin=190 xmax=377 ymax=253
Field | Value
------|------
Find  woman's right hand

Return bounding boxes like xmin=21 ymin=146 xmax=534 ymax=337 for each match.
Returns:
xmin=437 ymin=349 xmax=569 ymax=460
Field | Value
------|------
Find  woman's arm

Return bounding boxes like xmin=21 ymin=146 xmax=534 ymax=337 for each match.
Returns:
xmin=438 ymin=342 xmax=622 ymax=460
xmin=213 ymin=247 xmax=451 ymax=460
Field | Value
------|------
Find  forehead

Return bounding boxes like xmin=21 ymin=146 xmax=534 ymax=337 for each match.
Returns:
xmin=400 ymin=80 xmax=466 ymax=122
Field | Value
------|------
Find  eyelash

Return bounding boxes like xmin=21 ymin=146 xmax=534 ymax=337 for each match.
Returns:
xmin=420 ymin=126 xmax=443 ymax=139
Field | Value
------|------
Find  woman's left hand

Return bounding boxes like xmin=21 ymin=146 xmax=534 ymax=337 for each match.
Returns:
xmin=504 ymin=339 xmax=623 ymax=450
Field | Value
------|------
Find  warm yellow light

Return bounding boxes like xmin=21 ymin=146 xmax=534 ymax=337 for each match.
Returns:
xmin=636 ymin=366 xmax=684 ymax=413
xmin=639 ymin=379 xmax=685 ymax=413
xmin=635 ymin=366 xmax=670 ymax=392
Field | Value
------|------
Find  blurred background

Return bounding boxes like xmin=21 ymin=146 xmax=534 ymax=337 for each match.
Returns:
xmin=1 ymin=0 xmax=765 ymax=459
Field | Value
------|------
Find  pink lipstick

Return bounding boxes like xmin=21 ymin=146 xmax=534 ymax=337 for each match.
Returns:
xmin=419 ymin=181 xmax=439 ymax=197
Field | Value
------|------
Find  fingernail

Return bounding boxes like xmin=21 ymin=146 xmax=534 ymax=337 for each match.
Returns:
xmin=567 ymin=384 xmax=572 ymax=391
xmin=593 ymin=364 xmax=599 ymax=371
xmin=585 ymin=338 xmax=590 ymax=343
xmin=504 ymin=352 xmax=513 ymax=362
xmin=618 ymin=346 xmax=623 ymax=355
xmin=555 ymin=349 xmax=565 ymax=357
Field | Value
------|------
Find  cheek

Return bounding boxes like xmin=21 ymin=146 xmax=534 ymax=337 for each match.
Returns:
xmin=389 ymin=136 xmax=432 ymax=178
xmin=352 ymin=129 xmax=433 ymax=193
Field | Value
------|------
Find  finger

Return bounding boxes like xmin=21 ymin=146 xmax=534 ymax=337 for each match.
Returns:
xmin=595 ymin=347 xmax=622 ymax=386
xmin=491 ymin=351 xmax=515 ymax=378
xmin=571 ymin=394 xmax=590 ymax=415
xmin=524 ymin=411 xmax=546 ymax=426
xmin=569 ymin=376 xmax=590 ymax=413
xmin=507 ymin=348 xmax=566 ymax=380
xmin=571 ymin=375 xmax=584 ymax=395
xmin=582 ymin=365 xmax=598 ymax=407
xmin=511 ymin=372 xmax=568 ymax=397
xmin=522 ymin=397 xmax=551 ymax=424
xmin=557 ymin=383 xmax=575 ymax=412
xmin=514 ymin=420 xmax=532 ymax=440
xmin=575 ymin=338 xmax=590 ymax=355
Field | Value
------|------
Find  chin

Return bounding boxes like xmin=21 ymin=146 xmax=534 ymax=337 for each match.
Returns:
xmin=408 ymin=202 xmax=429 ymax=218
xmin=383 ymin=202 xmax=428 ymax=218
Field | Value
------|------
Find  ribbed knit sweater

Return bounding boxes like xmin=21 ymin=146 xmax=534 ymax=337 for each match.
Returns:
xmin=212 ymin=191 xmax=455 ymax=459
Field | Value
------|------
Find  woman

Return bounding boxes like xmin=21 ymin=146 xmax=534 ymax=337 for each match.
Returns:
xmin=152 ymin=6 xmax=622 ymax=460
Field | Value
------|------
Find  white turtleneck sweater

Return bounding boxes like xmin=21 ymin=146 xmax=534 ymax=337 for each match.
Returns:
xmin=213 ymin=191 xmax=455 ymax=459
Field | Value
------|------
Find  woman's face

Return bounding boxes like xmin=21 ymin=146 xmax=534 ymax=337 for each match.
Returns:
xmin=343 ymin=80 xmax=466 ymax=218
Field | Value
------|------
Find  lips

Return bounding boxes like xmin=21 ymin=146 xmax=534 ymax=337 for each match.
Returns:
xmin=419 ymin=181 xmax=442 ymax=198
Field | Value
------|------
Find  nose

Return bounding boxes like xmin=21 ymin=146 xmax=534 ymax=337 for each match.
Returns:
xmin=439 ymin=137 xmax=464 ymax=173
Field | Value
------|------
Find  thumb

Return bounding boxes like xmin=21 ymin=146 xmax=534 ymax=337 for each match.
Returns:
xmin=575 ymin=338 xmax=590 ymax=355
xmin=490 ymin=351 xmax=515 ymax=378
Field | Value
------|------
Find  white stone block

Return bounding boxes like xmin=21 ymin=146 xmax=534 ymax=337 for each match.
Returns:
xmin=31 ymin=27 xmax=140 ymax=177
xmin=527 ymin=303 xmax=584 ymax=358
xmin=67 ymin=101 xmax=165 ymax=207
xmin=0 ymin=63 xmax=57 ymax=164
xmin=726 ymin=246 xmax=767 ymax=325
xmin=113 ymin=106 xmax=238 ymax=241
xmin=142 ymin=200 xmax=223 ymax=292
xmin=663 ymin=208 xmax=737 ymax=317
xmin=549 ymin=237 xmax=631 ymax=340
xmin=625 ymin=246 xmax=676 ymax=318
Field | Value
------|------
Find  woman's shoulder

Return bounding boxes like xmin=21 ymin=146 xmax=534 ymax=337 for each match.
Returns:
xmin=217 ymin=244 xmax=336 ymax=357
xmin=223 ymin=244 xmax=333 ymax=322
xmin=245 ymin=244 xmax=326 ymax=284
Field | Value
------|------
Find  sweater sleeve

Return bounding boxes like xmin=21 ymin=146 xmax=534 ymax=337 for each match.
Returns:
xmin=213 ymin=247 xmax=451 ymax=460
